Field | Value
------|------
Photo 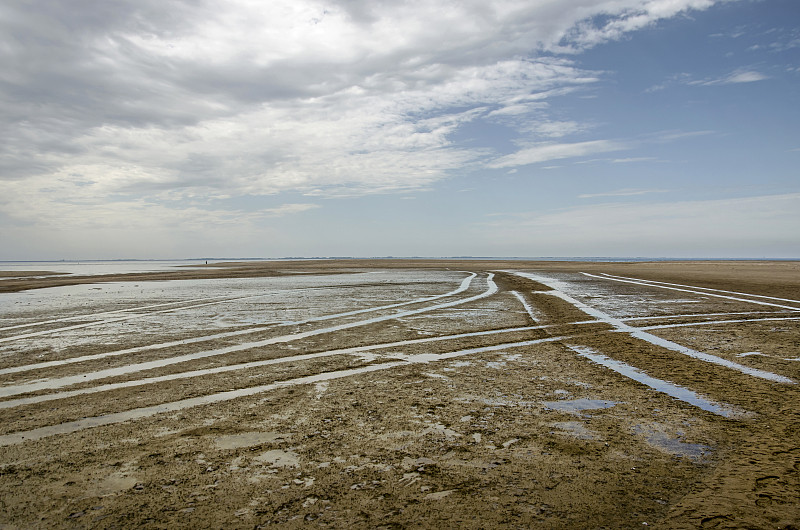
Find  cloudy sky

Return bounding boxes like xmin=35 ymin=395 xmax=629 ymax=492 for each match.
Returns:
xmin=1 ymin=0 xmax=798 ymax=260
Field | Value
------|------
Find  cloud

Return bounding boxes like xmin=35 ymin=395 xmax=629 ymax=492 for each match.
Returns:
xmin=556 ymin=0 xmax=718 ymax=51
xmin=519 ymin=120 xmax=590 ymax=139
xmin=646 ymin=68 xmax=769 ymax=92
xmin=610 ymin=157 xmax=658 ymax=163
xmin=748 ymin=26 xmax=800 ymax=53
xmin=689 ymin=69 xmax=770 ymax=85
xmin=487 ymin=139 xmax=628 ymax=168
xmin=0 ymin=0 xmax=730 ymax=253
xmin=263 ymin=203 xmax=320 ymax=216
xmin=653 ymin=130 xmax=716 ymax=142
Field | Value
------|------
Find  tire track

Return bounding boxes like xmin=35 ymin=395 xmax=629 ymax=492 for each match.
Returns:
xmin=581 ymin=273 xmax=800 ymax=312
xmin=0 ymin=325 xmax=752 ymax=446
xmin=0 ymin=274 xmax=496 ymax=397
xmin=0 ymin=296 xmax=280 ymax=344
xmin=13 ymin=310 xmax=791 ymax=410
xmin=513 ymin=272 xmax=795 ymax=384
xmin=597 ymin=273 xmax=800 ymax=305
xmin=0 ymin=273 xmax=477 ymax=375
xmin=0 ymin=292 xmax=267 ymax=333
xmin=1 ymin=270 xmax=773 ymax=446
xmin=511 ymin=290 xmax=539 ymax=322
xmin=570 ymin=345 xmax=748 ymax=418
xmin=637 ymin=316 xmax=800 ymax=331
xmin=0 ymin=274 xmax=477 ymax=344
xmin=0 ymin=334 xmax=576 ymax=446
xmin=0 ymin=320 xmax=607 ymax=409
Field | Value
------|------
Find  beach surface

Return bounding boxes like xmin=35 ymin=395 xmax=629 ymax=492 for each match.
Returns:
xmin=0 ymin=259 xmax=798 ymax=528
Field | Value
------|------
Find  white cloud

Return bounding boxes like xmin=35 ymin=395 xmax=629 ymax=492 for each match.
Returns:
xmin=644 ymin=83 xmax=667 ymax=93
xmin=487 ymin=139 xmax=628 ymax=168
xmin=557 ymin=0 xmax=718 ymax=51
xmin=0 ymin=0 xmax=733 ymax=257
xmin=263 ymin=203 xmax=320 ymax=216
xmin=653 ymin=130 xmax=716 ymax=142
xmin=647 ymin=68 xmax=768 ymax=92
xmin=688 ymin=68 xmax=769 ymax=86
xmin=520 ymin=120 xmax=590 ymax=138
xmin=722 ymin=70 xmax=769 ymax=83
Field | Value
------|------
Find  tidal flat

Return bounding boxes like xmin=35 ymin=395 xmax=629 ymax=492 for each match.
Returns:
xmin=0 ymin=259 xmax=798 ymax=528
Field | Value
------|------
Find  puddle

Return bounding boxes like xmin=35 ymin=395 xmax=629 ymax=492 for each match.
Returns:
xmin=214 ymin=431 xmax=290 ymax=450
xmin=0 ymin=292 xmax=761 ymax=446
xmin=0 ymin=292 xmax=248 ymax=334
xmin=633 ymin=424 xmax=712 ymax=461
xmin=551 ymin=421 xmax=596 ymax=440
xmin=444 ymin=360 xmax=472 ymax=372
xmin=571 ymin=345 xmax=751 ymax=418
xmin=254 ymin=449 xmax=299 ymax=468
xmin=542 ymin=398 xmax=618 ymax=414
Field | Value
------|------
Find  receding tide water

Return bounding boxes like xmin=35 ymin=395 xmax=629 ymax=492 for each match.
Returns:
xmin=0 ymin=259 xmax=798 ymax=528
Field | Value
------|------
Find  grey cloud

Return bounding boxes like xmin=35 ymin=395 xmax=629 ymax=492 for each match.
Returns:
xmin=1 ymin=0 xmax=728 ymax=201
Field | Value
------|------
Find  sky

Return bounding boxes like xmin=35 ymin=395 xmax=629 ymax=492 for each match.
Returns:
xmin=1 ymin=0 xmax=798 ymax=260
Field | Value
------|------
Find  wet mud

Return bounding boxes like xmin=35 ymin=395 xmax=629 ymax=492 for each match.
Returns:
xmin=0 ymin=260 xmax=798 ymax=528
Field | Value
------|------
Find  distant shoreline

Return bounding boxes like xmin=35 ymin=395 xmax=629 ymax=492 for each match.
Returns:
xmin=1 ymin=258 xmax=799 ymax=295
xmin=2 ymin=256 xmax=798 ymax=264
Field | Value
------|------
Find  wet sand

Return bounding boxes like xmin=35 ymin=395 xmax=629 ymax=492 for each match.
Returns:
xmin=0 ymin=260 xmax=798 ymax=528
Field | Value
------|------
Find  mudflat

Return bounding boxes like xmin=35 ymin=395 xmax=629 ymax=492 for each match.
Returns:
xmin=0 ymin=260 xmax=798 ymax=528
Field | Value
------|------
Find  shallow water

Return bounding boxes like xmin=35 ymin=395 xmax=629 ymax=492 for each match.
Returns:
xmin=512 ymin=271 xmax=795 ymax=384
xmin=551 ymin=421 xmax=597 ymax=439
xmin=569 ymin=345 xmax=749 ymax=418
xmin=0 ymin=270 xmax=471 ymax=357
xmin=633 ymin=424 xmax=712 ymax=460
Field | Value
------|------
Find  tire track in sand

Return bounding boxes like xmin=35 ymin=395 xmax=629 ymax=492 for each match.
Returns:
xmin=513 ymin=272 xmax=795 ymax=384
xmin=0 ymin=273 xmax=477 ymax=375
xmin=0 ymin=274 xmax=495 ymax=397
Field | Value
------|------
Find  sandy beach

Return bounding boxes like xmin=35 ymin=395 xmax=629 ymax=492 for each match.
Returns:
xmin=0 ymin=260 xmax=797 ymax=528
